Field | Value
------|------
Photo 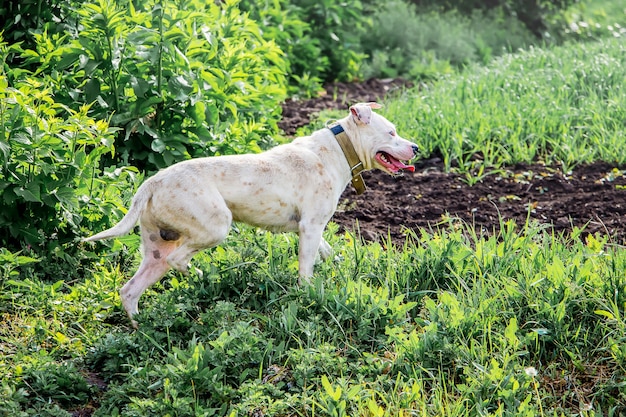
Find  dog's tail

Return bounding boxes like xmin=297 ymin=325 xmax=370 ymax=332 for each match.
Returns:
xmin=84 ymin=181 xmax=152 ymax=242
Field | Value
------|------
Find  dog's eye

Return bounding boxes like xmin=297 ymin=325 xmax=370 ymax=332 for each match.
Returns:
xmin=389 ymin=131 xmax=396 ymax=137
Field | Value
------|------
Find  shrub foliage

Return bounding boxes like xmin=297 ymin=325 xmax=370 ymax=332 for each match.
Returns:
xmin=0 ymin=39 xmax=131 ymax=275
xmin=409 ymin=0 xmax=579 ymax=37
xmin=1 ymin=0 xmax=288 ymax=266
xmin=21 ymin=0 xmax=287 ymax=171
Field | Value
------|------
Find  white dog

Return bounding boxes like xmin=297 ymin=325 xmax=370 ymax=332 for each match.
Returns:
xmin=85 ymin=102 xmax=418 ymax=327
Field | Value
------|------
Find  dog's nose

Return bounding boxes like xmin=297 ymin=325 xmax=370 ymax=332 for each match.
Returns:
xmin=412 ymin=145 xmax=419 ymax=155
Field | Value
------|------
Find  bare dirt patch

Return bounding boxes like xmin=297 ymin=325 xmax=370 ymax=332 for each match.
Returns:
xmin=333 ymin=159 xmax=626 ymax=245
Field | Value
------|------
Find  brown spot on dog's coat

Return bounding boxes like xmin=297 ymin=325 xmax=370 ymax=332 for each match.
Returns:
xmin=153 ymin=250 xmax=161 ymax=259
xmin=160 ymin=229 xmax=180 ymax=241
xmin=149 ymin=234 xmax=158 ymax=242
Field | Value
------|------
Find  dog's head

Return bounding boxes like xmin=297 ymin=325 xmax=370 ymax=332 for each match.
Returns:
xmin=346 ymin=102 xmax=418 ymax=175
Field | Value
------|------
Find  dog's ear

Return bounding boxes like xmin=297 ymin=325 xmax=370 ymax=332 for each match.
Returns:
xmin=365 ymin=102 xmax=383 ymax=109
xmin=350 ymin=102 xmax=382 ymax=125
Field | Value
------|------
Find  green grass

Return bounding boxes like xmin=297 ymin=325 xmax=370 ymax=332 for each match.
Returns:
xmin=551 ymin=0 xmax=626 ymax=41
xmin=2 ymin=221 xmax=625 ymax=415
xmin=383 ymin=37 xmax=626 ymax=179
xmin=3 ymin=38 xmax=626 ymax=416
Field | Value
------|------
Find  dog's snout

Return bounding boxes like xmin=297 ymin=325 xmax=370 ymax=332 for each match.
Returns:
xmin=412 ymin=145 xmax=419 ymax=155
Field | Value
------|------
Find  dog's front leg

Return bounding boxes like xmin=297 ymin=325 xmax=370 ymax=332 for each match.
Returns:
xmin=298 ymin=222 xmax=325 ymax=280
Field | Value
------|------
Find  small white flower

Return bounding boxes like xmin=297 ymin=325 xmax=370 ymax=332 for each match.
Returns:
xmin=581 ymin=403 xmax=593 ymax=411
xmin=525 ymin=367 xmax=538 ymax=377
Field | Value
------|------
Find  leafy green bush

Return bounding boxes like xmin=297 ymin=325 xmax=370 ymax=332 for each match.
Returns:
xmin=409 ymin=0 xmax=578 ymax=38
xmin=238 ymin=0 xmax=326 ymax=96
xmin=0 ymin=0 xmax=69 ymax=50
xmin=0 ymin=39 xmax=134 ymax=278
xmin=21 ymin=0 xmax=287 ymax=172
xmin=1 ymin=0 xmax=290 ymax=276
xmin=360 ymin=1 xmax=535 ymax=80
xmin=241 ymin=0 xmax=368 ymax=90
xmin=288 ymin=0 xmax=367 ymax=83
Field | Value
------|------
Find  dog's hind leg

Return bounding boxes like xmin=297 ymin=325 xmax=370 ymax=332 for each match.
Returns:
xmin=120 ymin=228 xmax=180 ymax=328
xmin=164 ymin=197 xmax=232 ymax=274
xmin=318 ymin=238 xmax=333 ymax=261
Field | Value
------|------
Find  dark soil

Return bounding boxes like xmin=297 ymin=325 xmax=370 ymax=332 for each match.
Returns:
xmin=334 ymin=160 xmax=626 ymax=245
xmin=281 ymin=80 xmax=626 ymax=245
xmin=278 ymin=78 xmax=413 ymax=136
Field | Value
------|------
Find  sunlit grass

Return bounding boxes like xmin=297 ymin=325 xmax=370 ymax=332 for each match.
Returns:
xmin=385 ymin=37 xmax=626 ymax=179
xmin=2 ymin=220 xmax=625 ymax=415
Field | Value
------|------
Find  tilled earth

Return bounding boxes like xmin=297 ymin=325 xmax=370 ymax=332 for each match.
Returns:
xmin=281 ymin=80 xmax=626 ymax=245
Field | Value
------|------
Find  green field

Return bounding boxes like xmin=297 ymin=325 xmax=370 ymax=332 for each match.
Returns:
xmin=392 ymin=38 xmax=626 ymax=177
xmin=2 ymin=34 xmax=626 ymax=415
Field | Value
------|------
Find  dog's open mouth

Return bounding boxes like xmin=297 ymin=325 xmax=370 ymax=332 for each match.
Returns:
xmin=376 ymin=151 xmax=415 ymax=174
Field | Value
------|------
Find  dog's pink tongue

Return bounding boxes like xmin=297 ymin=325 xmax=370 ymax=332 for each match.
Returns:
xmin=398 ymin=162 xmax=415 ymax=172
xmin=391 ymin=157 xmax=415 ymax=172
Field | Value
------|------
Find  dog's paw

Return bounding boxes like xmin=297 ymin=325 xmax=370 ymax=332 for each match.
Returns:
xmin=297 ymin=275 xmax=313 ymax=287
xmin=318 ymin=239 xmax=333 ymax=260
